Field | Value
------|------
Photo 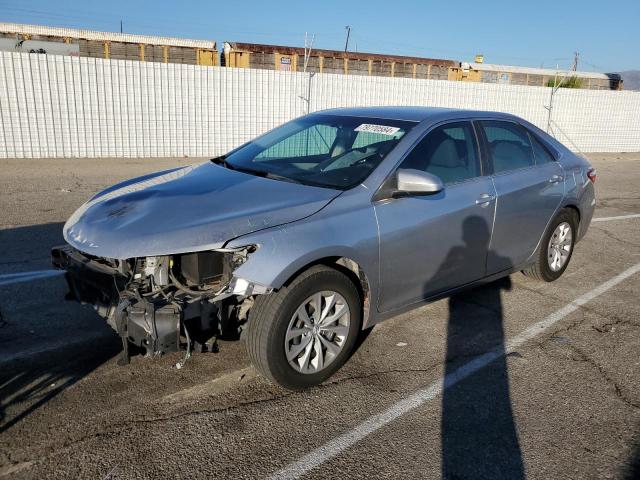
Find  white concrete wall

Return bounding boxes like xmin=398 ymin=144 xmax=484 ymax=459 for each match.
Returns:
xmin=0 ymin=51 xmax=638 ymax=158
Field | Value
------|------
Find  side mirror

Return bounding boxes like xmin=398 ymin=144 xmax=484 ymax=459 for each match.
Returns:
xmin=395 ymin=169 xmax=444 ymax=196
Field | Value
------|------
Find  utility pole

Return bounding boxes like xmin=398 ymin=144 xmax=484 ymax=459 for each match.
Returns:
xmin=344 ymin=26 xmax=351 ymax=52
xmin=572 ymin=51 xmax=579 ymax=71
xmin=120 ymin=20 xmax=123 ymax=33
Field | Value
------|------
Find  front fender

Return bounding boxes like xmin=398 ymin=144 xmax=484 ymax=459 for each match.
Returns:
xmin=225 ymin=193 xmax=380 ymax=298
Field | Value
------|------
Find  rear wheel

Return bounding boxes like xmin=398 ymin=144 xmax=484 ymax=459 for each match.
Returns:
xmin=522 ymin=209 xmax=577 ymax=282
xmin=246 ymin=265 xmax=361 ymax=390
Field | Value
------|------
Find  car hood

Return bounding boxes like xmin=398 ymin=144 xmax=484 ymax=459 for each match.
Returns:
xmin=63 ymin=162 xmax=340 ymax=259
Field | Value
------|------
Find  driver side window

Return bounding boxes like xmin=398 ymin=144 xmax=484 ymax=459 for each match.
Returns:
xmin=400 ymin=122 xmax=480 ymax=184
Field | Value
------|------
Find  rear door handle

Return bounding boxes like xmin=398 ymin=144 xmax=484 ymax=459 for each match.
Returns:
xmin=475 ymin=193 xmax=496 ymax=206
xmin=549 ymin=174 xmax=564 ymax=183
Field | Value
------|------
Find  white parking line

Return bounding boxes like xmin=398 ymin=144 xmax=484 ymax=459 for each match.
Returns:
xmin=592 ymin=213 xmax=640 ymax=222
xmin=0 ymin=269 xmax=65 ymax=286
xmin=269 ymin=262 xmax=640 ymax=479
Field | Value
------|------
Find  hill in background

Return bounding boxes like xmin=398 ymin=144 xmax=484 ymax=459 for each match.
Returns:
xmin=619 ymin=70 xmax=640 ymax=91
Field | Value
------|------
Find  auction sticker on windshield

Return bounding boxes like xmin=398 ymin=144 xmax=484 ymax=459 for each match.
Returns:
xmin=355 ymin=124 xmax=401 ymax=135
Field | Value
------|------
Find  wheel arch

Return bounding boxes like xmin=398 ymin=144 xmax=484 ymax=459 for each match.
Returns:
xmin=279 ymin=256 xmax=373 ymax=330
xmin=525 ymin=202 xmax=582 ymax=269
xmin=561 ymin=203 xmax=581 ymax=226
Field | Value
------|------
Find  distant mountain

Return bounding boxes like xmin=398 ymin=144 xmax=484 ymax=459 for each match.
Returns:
xmin=619 ymin=70 xmax=640 ymax=91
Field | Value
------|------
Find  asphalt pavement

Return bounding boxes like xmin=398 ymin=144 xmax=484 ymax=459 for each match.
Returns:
xmin=0 ymin=153 xmax=639 ymax=479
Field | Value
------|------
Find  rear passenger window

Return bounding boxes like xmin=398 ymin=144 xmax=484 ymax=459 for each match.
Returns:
xmin=530 ymin=134 xmax=556 ymax=164
xmin=481 ymin=121 xmax=535 ymax=173
xmin=400 ymin=122 xmax=480 ymax=184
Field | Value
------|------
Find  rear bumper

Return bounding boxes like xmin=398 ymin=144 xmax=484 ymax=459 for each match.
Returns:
xmin=576 ymin=182 xmax=596 ymax=242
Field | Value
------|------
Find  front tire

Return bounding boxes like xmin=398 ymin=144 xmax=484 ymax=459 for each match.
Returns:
xmin=246 ymin=265 xmax=361 ymax=390
xmin=522 ymin=208 xmax=577 ymax=282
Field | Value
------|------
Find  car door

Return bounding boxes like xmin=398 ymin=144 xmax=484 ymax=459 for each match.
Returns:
xmin=375 ymin=121 xmax=496 ymax=312
xmin=478 ymin=120 xmax=564 ymax=274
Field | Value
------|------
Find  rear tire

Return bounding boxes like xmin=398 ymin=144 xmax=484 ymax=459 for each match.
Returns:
xmin=522 ymin=208 xmax=577 ymax=282
xmin=246 ymin=265 xmax=361 ymax=390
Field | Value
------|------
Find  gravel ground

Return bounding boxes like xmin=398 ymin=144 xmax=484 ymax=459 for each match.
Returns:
xmin=0 ymin=153 xmax=639 ymax=479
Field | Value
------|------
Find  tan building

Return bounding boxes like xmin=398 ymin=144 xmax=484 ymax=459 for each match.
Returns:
xmin=451 ymin=62 xmax=623 ymax=90
xmin=0 ymin=22 xmax=218 ymax=66
xmin=223 ymin=42 xmax=458 ymax=80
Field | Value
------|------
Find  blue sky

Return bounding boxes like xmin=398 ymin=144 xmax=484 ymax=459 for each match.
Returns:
xmin=1 ymin=0 xmax=638 ymax=72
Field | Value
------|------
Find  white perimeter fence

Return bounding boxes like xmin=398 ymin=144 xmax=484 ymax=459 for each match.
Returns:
xmin=0 ymin=51 xmax=639 ymax=158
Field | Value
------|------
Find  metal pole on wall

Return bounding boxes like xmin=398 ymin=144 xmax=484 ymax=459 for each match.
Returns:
xmin=546 ymin=70 xmax=558 ymax=133
xmin=305 ymin=72 xmax=315 ymax=114
xmin=303 ymin=32 xmax=315 ymax=73
xmin=300 ymin=32 xmax=316 ymax=114
xmin=546 ymin=66 xmax=570 ymax=135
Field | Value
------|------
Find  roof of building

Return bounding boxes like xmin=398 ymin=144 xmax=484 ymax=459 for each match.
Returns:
xmin=224 ymin=42 xmax=458 ymax=66
xmin=464 ymin=62 xmax=620 ymax=80
xmin=0 ymin=22 xmax=216 ymax=49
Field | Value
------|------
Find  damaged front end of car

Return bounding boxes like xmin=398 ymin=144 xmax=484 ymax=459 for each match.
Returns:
xmin=51 ymin=244 xmax=270 ymax=366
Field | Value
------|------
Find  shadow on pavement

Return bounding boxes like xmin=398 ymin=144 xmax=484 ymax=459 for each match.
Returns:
xmin=0 ymin=222 xmax=65 ymax=272
xmin=428 ymin=216 xmax=525 ymax=479
xmin=622 ymin=432 xmax=640 ymax=480
xmin=0 ymin=221 xmax=120 ymax=433
xmin=0 ymin=340 xmax=120 ymax=434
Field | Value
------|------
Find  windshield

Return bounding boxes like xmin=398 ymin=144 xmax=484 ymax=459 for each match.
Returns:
xmin=219 ymin=114 xmax=416 ymax=190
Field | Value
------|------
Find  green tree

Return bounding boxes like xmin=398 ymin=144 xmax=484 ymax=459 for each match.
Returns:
xmin=547 ymin=76 xmax=584 ymax=88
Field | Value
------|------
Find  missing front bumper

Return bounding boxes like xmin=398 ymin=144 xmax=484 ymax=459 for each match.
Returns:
xmin=51 ymin=245 xmax=261 ymax=365
xmin=52 ymin=245 xmax=183 ymax=361
xmin=52 ymin=245 xmax=122 ymax=323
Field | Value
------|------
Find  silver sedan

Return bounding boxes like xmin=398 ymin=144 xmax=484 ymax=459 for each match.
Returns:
xmin=53 ymin=107 xmax=596 ymax=389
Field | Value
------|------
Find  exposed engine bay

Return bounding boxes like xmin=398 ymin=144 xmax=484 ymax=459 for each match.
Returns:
xmin=51 ymin=244 xmax=270 ymax=366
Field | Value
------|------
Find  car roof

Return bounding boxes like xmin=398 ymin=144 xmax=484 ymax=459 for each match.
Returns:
xmin=314 ymin=106 xmax=519 ymax=123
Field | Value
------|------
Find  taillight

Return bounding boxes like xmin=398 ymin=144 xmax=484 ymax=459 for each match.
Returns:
xmin=587 ymin=168 xmax=597 ymax=183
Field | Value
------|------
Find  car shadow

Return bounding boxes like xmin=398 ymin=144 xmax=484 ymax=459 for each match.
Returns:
xmin=0 ymin=222 xmax=120 ymax=433
xmin=0 ymin=222 xmax=67 ymax=272
xmin=425 ymin=216 xmax=525 ymax=479
xmin=0 ymin=340 xmax=120 ymax=433
xmin=622 ymin=432 xmax=640 ymax=479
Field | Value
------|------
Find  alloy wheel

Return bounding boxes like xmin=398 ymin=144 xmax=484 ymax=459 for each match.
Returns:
xmin=284 ymin=291 xmax=351 ymax=374
xmin=547 ymin=221 xmax=573 ymax=272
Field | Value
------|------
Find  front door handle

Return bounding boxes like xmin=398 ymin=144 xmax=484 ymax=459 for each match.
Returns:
xmin=475 ymin=193 xmax=496 ymax=207
xmin=549 ymin=174 xmax=564 ymax=183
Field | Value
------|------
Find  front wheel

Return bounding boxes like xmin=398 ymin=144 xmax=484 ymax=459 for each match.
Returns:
xmin=522 ymin=208 xmax=577 ymax=282
xmin=246 ymin=265 xmax=361 ymax=390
